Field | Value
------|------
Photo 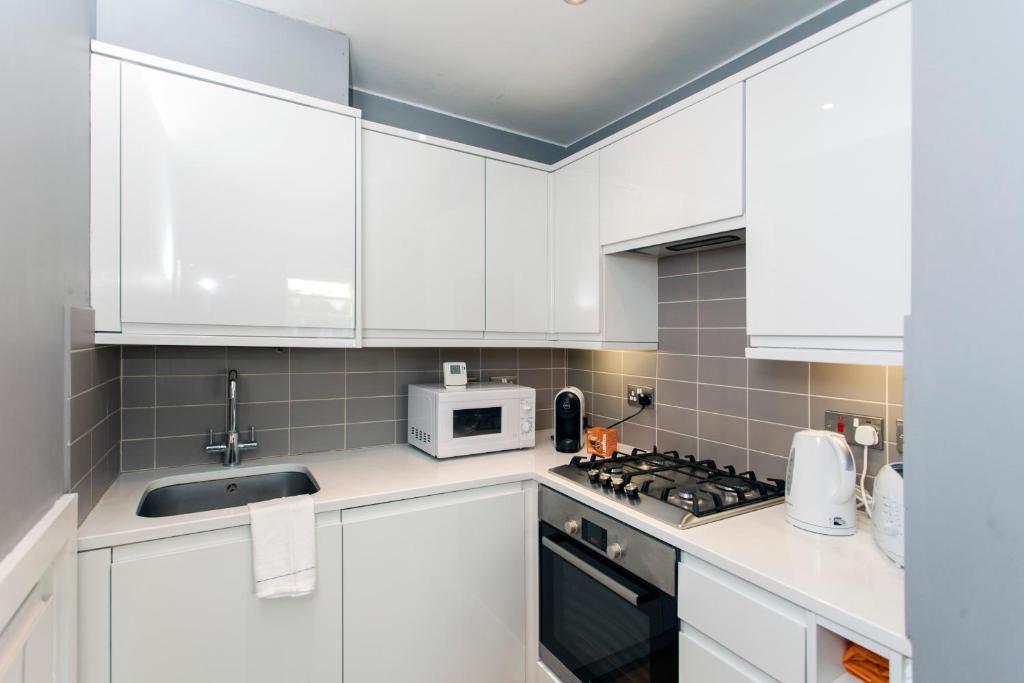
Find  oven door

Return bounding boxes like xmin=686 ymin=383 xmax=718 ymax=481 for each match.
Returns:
xmin=436 ymin=396 xmax=520 ymax=457
xmin=539 ymin=522 xmax=678 ymax=683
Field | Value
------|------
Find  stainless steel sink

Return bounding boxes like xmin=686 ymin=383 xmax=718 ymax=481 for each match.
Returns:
xmin=137 ymin=467 xmax=320 ymax=518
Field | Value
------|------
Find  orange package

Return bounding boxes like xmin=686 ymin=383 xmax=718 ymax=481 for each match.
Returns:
xmin=586 ymin=427 xmax=617 ymax=457
xmin=842 ymin=644 xmax=889 ymax=683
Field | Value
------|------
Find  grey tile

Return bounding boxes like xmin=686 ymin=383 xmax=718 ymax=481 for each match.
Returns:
xmin=70 ymin=349 xmax=92 ymax=396
xmin=122 ymin=346 xmax=155 ymax=376
xmin=284 ymin=348 xmax=343 ymax=374
xmin=396 ymin=397 xmax=408 ymax=420
xmin=657 ymin=379 xmax=697 ymax=409
xmin=698 ymin=383 xmax=747 ymax=417
xmin=154 ymin=346 xmax=226 ymax=375
xmin=809 ymin=396 xmax=887 ymax=434
xmin=93 ymin=346 xmax=120 ymax=386
xmin=699 ymin=412 xmax=747 ymax=448
xmin=291 ymin=372 xmax=345 ymax=400
xmin=69 ymin=435 xmax=91 ymax=488
xmin=397 ymin=348 xmax=439 ymax=371
xmin=98 ymin=380 xmax=120 ymax=420
xmin=290 ymin=425 xmax=345 ymax=455
xmin=658 ymin=353 xmax=698 ymax=382
xmin=699 ymin=356 xmax=746 ymax=388
xmin=396 ymin=420 xmax=409 ymax=443
xmin=699 ymin=299 xmax=746 ymax=328
xmin=658 ymin=274 xmax=699 ymax=302
xmin=591 ymin=393 xmax=621 ymax=420
xmin=550 ymin=349 xmax=567 ymax=369
xmin=749 ymin=390 xmax=808 ymax=428
xmin=698 ymin=269 xmax=745 ymax=300
xmin=748 ymin=451 xmax=789 ymax=481
xmin=482 ymin=348 xmax=517 ymax=370
xmin=346 ymin=396 xmax=395 ymax=423
xmin=238 ymin=402 xmax=290 ymax=430
xmin=566 ymin=369 xmax=593 ymax=393
xmin=483 ymin=371 xmax=518 ymax=383
xmin=518 ymin=348 xmax=551 ymax=369
xmin=659 ymin=329 xmax=698 ymax=354
xmin=450 ymin=349 xmax=482 ymax=375
xmin=348 ymin=371 xmax=397 ymax=398
xmin=290 ymin=399 xmax=345 ymax=428
xmin=658 ymin=252 xmax=699 ymax=277
xmin=621 ymin=397 xmax=656 ymax=428
xmin=749 ymin=421 xmax=801 ymax=458
xmin=565 ymin=349 xmax=592 ymax=371
xmin=93 ymin=411 xmax=120 ymax=461
xmin=347 ymin=421 xmax=396 ymax=448
xmin=92 ymin=449 xmax=118 ymax=502
xmin=886 ymin=404 xmax=903 ymax=434
xmin=658 ymin=301 xmax=699 ymax=328
xmin=699 ymin=440 xmax=746 ymax=471
xmin=551 ymin=368 xmax=567 ymax=389
xmin=121 ymin=439 xmax=155 ymax=472
xmin=621 ymin=352 xmax=656 ymax=379
xmin=123 ymin=407 xmax=154 ymax=440
xmin=72 ymin=475 xmax=92 ymax=526
xmin=345 ymin=348 xmax=395 ymax=372
xmin=155 ymin=434 xmax=221 ymax=468
xmin=853 ymin=442 xmax=888 ymax=479
xmin=247 ymin=428 xmax=289 ymax=458
xmin=69 ymin=306 xmax=95 ymax=351
xmin=658 ymin=404 xmax=698 ymax=436
xmin=227 ymin=347 xmax=289 ymax=374
xmin=397 ymin=371 xmax=437 ymax=395
xmin=810 ymin=363 xmax=886 ymax=402
xmin=621 ymin=422 xmax=656 ymax=449
xmin=241 ymin=374 xmax=289 ymax=403
xmin=749 ymin=360 xmax=808 ymax=394
xmin=699 ymin=245 xmax=745 ymax=272
xmin=156 ymin=404 xmax=224 ymax=437
xmin=887 ymin=366 xmax=904 ymax=404
xmin=535 ymin=410 xmax=553 ymax=431
xmin=699 ymin=328 xmax=746 ymax=357
xmin=155 ymin=375 xmax=221 ymax=406
xmin=69 ymin=389 xmax=95 ymax=442
xmin=519 ymin=368 xmax=553 ymax=390
xmin=656 ymin=429 xmax=698 ymax=455
xmin=593 ymin=350 xmax=623 ymax=374
xmin=592 ymin=372 xmax=621 ymax=397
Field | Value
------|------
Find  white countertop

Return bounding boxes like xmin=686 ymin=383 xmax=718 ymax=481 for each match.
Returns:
xmin=79 ymin=435 xmax=909 ymax=657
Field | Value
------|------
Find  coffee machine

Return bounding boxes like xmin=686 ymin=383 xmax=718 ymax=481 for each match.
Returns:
xmin=554 ymin=387 xmax=585 ymax=453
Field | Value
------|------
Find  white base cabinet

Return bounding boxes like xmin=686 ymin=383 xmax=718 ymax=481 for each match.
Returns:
xmin=107 ymin=513 xmax=342 ymax=683
xmin=342 ymin=484 xmax=527 ymax=683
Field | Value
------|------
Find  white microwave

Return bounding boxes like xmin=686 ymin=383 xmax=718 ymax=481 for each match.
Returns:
xmin=407 ymin=383 xmax=536 ymax=458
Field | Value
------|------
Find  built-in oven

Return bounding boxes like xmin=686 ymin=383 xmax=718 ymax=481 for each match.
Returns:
xmin=539 ymin=486 xmax=678 ymax=683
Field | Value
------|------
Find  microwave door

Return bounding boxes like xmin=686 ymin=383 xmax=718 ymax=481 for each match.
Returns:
xmin=452 ymin=405 xmax=503 ymax=438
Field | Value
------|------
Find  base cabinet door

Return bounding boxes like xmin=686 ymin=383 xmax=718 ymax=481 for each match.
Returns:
xmin=680 ymin=629 xmax=777 ymax=683
xmin=109 ymin=514 xmax=342 ymax=683
xmin=342 ymin=484 xmax=526 ymax=683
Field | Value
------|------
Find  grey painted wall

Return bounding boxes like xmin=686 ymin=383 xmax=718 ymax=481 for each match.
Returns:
xmin=95 ymin=0 xmax=350 ymax=104
xmin=0 ymin=0 xmax=93 ymax=557
xmin=906 ymin=1 xmax=1024 ymax=679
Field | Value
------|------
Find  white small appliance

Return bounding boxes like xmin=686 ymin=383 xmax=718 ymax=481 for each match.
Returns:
xmin=408 ymin=383 xmax=535 ymax=458
xmin=785 ymin=430 xmax=857 ymax=536
xmin=872 ymin=463 xmax=905 ymax=567
xmin=442 ymin=361 xmax=467 ymax=389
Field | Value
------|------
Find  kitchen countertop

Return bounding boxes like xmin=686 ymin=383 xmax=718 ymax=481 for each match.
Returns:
xmin=79 ymin=434 xmax=910 ymax=657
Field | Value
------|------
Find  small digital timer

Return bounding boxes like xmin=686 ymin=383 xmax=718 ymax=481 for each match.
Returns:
xmin=443 ymin=361 xmax=468 ymax=389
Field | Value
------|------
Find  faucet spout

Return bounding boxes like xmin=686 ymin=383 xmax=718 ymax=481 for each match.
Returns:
xmin=205 ymin=369 xmax=259 ymax=466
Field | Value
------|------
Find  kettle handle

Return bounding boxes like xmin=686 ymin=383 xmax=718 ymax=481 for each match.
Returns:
xmin=830 ymin=435 xmax=857 ymax=503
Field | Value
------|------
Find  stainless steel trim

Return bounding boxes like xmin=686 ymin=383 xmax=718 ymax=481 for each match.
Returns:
xmin=541 ymin=536 xmax=641 ymax=606
xmin=540 ymin=644 xmax=583 ymax=683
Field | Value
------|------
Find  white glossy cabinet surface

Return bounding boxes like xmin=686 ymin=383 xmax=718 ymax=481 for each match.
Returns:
xmin=119 ymin=63 xmax=357 ymax=337
xmin=746 ymin=5 xmax=911 ymax=362
xmin=109 ymin=515 xmax=343 ymax=683
xmin=485 ymin=159 xmax=549 ymax=334
xmin=680 ymin=629 xmax=776 ymax=683
xmin=342 ymin=484 xmax=526 ymax=683
xmin=599 ymin=84 xmax=744 ymax=248
xmin=551 ymin=153 xmax=601 ymax=335
xmin=362 ymin=130 xmax=486 ymax=334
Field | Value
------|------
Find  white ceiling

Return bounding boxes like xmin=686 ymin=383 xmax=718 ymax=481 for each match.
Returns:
xmin=238 ymin=0 xmax=841 ymax=145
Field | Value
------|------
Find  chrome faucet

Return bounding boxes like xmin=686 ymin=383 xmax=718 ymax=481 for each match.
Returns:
xmin=205 ymin=369 xmax=258 ymax=466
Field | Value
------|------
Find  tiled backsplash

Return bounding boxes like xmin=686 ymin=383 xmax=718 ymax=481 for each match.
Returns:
xmin=67 ymin=307 xmax=121 ymax=523
xmin=566 ymin=244 xmax=903 ymax=484
xmin=120 ymin=346 xmax=567 ymax=472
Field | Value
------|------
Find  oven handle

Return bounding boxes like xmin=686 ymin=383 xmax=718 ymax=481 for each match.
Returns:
xmin=541 ymin=536 xmax=642 ymax=606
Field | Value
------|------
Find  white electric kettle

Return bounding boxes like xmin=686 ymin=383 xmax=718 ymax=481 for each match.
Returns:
xmin=785 ymin=430 xmax=857 ymax=536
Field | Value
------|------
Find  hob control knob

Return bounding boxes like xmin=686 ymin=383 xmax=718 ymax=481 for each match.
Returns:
xmin=563 ymin=519 xmax=580 ymax=535
xmin=606 ymin=543 xmax=624 ymax=560
xmin=587 ymin=469 xmax=601 ymax=482
xmin=599 ymin=473 xmax=612 ymax=486
xmin=624 ymin=483 xmax=639 ymax=498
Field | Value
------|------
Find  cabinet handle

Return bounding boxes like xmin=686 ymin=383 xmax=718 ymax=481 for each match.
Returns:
xmin=542 ymin=536 xmax=641 ymax=606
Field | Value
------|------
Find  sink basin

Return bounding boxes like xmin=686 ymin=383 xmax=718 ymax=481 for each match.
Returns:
xmin=137 ymin=467 xmax=320 ymax=518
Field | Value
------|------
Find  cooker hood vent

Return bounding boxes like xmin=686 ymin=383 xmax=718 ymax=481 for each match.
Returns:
xmin=628 ymin=228 xmax=745 ymax=258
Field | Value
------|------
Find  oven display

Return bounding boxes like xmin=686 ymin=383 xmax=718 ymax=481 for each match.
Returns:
xmin=452 ymin=406 xmax=502 ymax=438
xmin=581 ymin=519 xmax=607 ymax=551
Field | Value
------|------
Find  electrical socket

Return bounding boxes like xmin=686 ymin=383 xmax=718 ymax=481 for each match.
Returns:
xmin=627 ymin=384 xmax=654 ymax=407
xmin=896 ymin=419 xmax=904 ymax=456
xmin=824 ymin=410 xmax=885 ymax=451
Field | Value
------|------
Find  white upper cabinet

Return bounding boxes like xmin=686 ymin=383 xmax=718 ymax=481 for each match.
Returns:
xmin=745 ymin=4 xmax=911 ymax=364
xmin=485 ymin=159 xmax=549 ymax=335
xmin=551 ymin=154 xmax=601 ymax=335
xmin=362 ymin=130 xmax=486 ymax=336
xmin=117 ymin=62 xmax=358 ymax=339
xmin=599 ymin=84 xmax=744 ymax=249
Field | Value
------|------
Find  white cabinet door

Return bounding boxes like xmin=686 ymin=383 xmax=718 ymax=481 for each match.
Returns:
xmin=343 ymin=484 xmax=526 ymax=683
xmin=746 ymin=5 xmax=911 ymax=358
xmin=599 ymin=84 xmax=744 ymax=247
xmin=680 ymin=629 xmax=777 ymax=683
xmin=119 ymin=63 xmax=357 ymax=336
xmin=485 ymin=160 xmax=549 ymax=334
xmin=551 ymin=153 xmax=600 ymax=335
xmin=362 ymin=130 xmax=486 ymax=334
xmin=109 ymin=514 xmax=342 ymax=683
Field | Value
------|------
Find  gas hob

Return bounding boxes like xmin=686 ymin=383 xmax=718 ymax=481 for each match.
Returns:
xmin=549 ymin=446 xmax=786 ymax=529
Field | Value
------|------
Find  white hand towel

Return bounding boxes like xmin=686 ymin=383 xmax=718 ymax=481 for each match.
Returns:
xmin=248 ymin=495 xmax=316 ymax=599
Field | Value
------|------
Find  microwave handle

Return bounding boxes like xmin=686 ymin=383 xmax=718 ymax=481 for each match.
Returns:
xmin=541 ymin=536 xmax=641 ymax=606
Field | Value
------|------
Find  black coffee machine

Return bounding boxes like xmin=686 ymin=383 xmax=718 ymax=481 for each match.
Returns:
xmin=554 ymin=387 xmax=585 ymax=453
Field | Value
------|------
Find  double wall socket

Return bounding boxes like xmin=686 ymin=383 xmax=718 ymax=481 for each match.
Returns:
xmin=627 ymin=384 xmax=654 ymax=406
xmin=824 ymin=410 xmax=885 ymax=452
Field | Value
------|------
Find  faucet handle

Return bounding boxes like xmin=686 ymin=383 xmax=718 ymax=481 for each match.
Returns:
xmin=206 ymin=427 xmax=215 ymax=446
xmin=239 ymin=426 xmax=259 ymax=450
